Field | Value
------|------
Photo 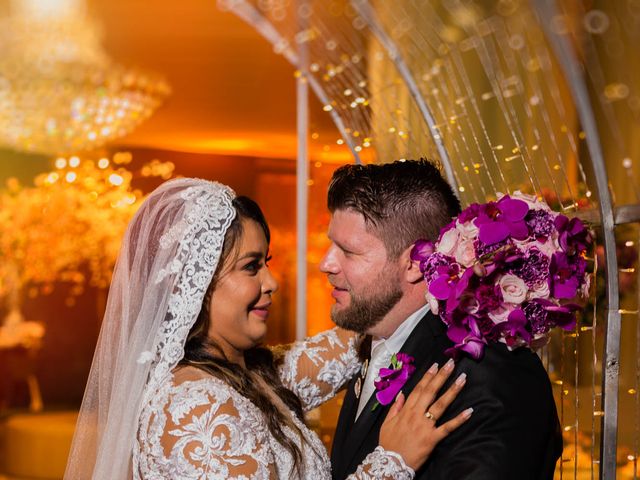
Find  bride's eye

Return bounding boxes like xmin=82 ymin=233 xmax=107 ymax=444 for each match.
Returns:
xmin=243 ymin=260 xmax=261 ymax=274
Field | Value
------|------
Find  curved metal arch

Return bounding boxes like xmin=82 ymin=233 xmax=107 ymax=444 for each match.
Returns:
xmin=533 ymin=1 xmax=621 ymax=478
xmin=217 ymin=0 xmax=362 ymax=164
xmin=350 ymin=0 xmax=459 ymax=193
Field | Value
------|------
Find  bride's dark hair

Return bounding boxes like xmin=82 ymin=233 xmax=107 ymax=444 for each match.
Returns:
xmin=179 ymin=195 xmax=306 ymax=474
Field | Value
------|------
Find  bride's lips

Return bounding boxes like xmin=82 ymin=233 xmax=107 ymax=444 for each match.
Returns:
xmin=250 ymin=302 xmax=271 ymax=320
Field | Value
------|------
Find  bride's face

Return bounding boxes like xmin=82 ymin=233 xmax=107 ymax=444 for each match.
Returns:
xmin=207 ymin=219 xmax=278 ymax=360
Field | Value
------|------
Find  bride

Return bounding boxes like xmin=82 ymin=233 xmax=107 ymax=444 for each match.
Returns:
xmin=64 ymin=178 xmax=470 ymax=479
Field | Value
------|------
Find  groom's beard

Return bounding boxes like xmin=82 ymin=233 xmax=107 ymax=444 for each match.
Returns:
xmin=331 ymin=272 xmax=403 ymax=334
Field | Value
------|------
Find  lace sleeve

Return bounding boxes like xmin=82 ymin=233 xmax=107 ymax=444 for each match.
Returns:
xmin=346 ymin=446 xmax=415 ymax=480
xmin=276 ymin=327 xmax=361 ymax=411
xmin=155 ymin=377 xmax=277 ymax=479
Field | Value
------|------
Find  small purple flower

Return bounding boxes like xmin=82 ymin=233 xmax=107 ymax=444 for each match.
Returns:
xmin=522 ymin=300 xmax=551 ymax=335
xmin=373 ymin=353 xmax=416 ymax=407
xmin=475 ymin=196 xmax=530 ymax=245
xmin=511 ymin=247 xmax=550 ymax=287
xmin=474 ymin=282 xmax=504 ymax=312
xmin=474 ymin=238 xmax=509 ymax=259
xmin=526 ymin=209 xmax=555 ymax=239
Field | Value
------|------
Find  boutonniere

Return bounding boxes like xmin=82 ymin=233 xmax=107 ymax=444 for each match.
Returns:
xmin=371 ymin=352 xmax=415 ymax=411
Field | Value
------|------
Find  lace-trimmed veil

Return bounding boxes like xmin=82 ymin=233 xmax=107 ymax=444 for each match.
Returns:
xmin=65 ymin=178 xmax=236 ymax=479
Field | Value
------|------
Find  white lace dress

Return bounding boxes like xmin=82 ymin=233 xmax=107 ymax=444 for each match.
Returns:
xmin=134 ymin=328 xmax=414 ymax=479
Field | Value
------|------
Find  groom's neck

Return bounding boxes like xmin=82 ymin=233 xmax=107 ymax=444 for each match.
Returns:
xmin=367 ymin=288 xmax=426 ymax=340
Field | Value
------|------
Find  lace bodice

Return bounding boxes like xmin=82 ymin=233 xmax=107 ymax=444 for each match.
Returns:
xmin=134 ymin=328 xmax=414 ymax=479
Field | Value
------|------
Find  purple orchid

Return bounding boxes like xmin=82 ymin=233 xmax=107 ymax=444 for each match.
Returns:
xmin=410 ymin=239 xmax=435 ymax=266
xmin=445 ymin=317 xmax=487 ymax=360
xmin=428 ymin=263 xmax=462 ymax=301
xmin=475 ymin=196 xmax=530 ymax=245
xmin=373 ymin=353 xmax=416 ymax=407
xmin=493 ymin=308 xmax=532 ymax=348
xmin=548 ymin=252 xmax=580 ymax=299
xmin=555 ymin=215 xmax=591 ymax=254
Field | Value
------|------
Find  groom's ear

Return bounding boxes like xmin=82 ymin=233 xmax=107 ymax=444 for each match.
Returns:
xmin=401 ymin=243 xmax=423 ymax=284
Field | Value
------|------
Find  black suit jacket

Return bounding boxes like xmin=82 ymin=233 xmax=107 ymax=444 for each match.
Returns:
xmin=330 ymin=311 xmax=562 ymax=479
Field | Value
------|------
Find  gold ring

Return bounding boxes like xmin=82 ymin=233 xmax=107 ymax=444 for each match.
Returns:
xmin=424 ymin=411 xmax=436 ymax=421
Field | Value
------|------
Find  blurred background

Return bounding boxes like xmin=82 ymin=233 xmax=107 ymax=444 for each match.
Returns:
xmin=0 ymin=0 xmax=638 ymax=478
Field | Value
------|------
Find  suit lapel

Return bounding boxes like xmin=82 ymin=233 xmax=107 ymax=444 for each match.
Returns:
xmin=340 ymin=311 xmax=448 ymax=475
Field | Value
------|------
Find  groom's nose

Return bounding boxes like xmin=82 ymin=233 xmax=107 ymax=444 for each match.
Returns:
xmin=319 ymin=245 xmax=339 ymax=274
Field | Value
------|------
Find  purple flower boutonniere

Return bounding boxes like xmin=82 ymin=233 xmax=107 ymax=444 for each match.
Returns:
xmin=371 ymin=353 xmax=416 ymax=411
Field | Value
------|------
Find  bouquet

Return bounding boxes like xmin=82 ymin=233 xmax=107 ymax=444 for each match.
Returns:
xmin=411 ymin=191 xmax=592 ymax=360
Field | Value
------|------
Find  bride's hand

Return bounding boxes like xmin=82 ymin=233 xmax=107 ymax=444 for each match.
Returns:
xmin=378 ymin=358 xmax=472 ymax=471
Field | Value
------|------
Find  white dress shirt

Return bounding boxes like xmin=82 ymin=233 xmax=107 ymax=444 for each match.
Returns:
xmin=355 ymin=303 xmax=430 ymax=419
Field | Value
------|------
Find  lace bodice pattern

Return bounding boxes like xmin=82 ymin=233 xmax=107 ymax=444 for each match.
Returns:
xmin=134 ymin=328 xmax=414 ymax=479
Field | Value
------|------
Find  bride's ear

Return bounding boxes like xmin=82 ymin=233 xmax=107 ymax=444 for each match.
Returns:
xmin=401 ymin=243 xmax=423 ymax=284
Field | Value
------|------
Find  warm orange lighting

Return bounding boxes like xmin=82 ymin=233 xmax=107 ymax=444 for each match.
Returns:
xmin=108 ymin=174 xmax=124 ymax=186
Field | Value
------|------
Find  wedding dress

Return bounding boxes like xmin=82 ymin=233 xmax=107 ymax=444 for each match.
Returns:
xmin=135 ymin=328 xmax=413 ymax=479
xmin=65 ymin=178 xmax=413 ymax=479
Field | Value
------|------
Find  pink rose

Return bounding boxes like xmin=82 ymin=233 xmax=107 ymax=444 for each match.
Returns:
xmin=456 ymin=220 xmax=479 ymax=240
xmin=527 ymin=281 xmax=550 ymax=300
xmin=437 ymin=228 xmax=460 ymax=256
xmin=454 ymin=239 xmax=476 ymax=267
xmin=499 ymin=274 xmax=528 ymax=304
xmin=488 ymin=306 xmax=512 ymax=324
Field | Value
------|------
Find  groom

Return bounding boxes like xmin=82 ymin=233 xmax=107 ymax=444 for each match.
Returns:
xmin=321 ymin=160 xmax=562 ymax=479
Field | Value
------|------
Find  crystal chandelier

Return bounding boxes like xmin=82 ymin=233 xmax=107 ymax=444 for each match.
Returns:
xmin=0 ymin=0 xmax=171 ymax=156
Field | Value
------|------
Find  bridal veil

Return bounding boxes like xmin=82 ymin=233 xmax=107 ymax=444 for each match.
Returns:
xmin=64 ymin=178 xmax=236 ymax=479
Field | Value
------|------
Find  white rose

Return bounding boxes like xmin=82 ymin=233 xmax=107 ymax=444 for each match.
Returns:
xmin=437 ymin=227 xmax=460 ymax=256
xmin=488 ymin=306 xmax=511 ymax=324
xmin=510 ymin=190 xmax=540 ymax=208
xmin=499 ymin=274 xmax=528 ymax=304
xmin=456 ymin=220 xmax=479 ymax=240
xmin=455 ymin=239 xmax=476 ymax=267
xmin=425 ymin=291 xmax=439 ymax=315
xmin=527 ymin=281 xmax=550 ymax=300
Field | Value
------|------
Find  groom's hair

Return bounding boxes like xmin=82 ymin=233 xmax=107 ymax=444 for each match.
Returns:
xmin=327 ymin=158 xmax=461 ymax=259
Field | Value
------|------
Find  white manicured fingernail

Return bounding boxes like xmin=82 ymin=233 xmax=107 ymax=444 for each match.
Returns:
xmin=428 ymin=362 xmax=438 ymax=374
xmin=455 ymin=373 xmax=467 ymax=386
xmin=463 ymin=407 xmax=474 ymax=418
xmin=444 ymin=358 xmax=455 ymax=371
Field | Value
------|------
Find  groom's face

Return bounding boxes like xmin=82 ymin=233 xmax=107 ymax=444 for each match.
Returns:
xmin=320 ymin=208 xmax=403 ymax=334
